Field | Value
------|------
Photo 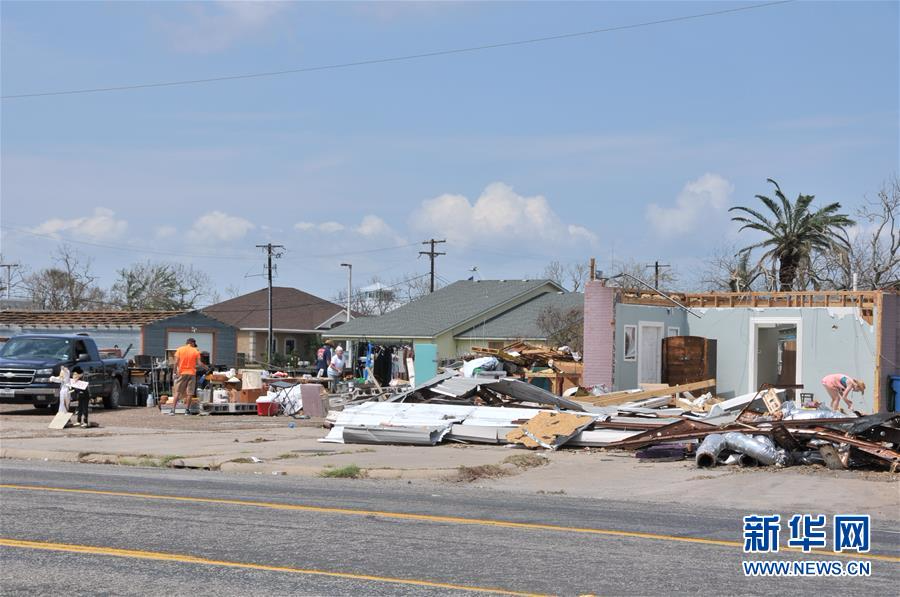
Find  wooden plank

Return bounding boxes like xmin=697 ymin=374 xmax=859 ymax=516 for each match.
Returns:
xmin=874 ymin=291 xmax=884 ymax=410
xmin=581 ymin=379 xmax=716 ymax=407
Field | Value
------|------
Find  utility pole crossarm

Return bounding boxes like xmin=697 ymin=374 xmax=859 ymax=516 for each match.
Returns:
xmin=419 ymin=239 xmax=446 ymax=293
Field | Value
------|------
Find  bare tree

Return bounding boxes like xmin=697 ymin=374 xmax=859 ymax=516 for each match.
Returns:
xmin=0 ymin=255 xmax=27 ymax=301
xmin=811 ymin=177 xmax=899 ymax=290
xmin=699 ymin=245 xmax=767 ymax=292
xmin=541 ymin=260 xmax=565 ymax=288
xmin=333 ymin=273 xmax=431 ymax=317
xmin=110 ymin=261 xmax=212 ymax=310
xmin=541 ymin=260 xmax=590 ymax=291
xmin=24 ymin=245 xmax=106 ymax=310
xmin=536 ymin=305 xmax=584 ymax=352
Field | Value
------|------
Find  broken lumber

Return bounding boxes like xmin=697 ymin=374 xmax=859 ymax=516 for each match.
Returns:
xmin=581 ymin=379 xmax=716 ymax=407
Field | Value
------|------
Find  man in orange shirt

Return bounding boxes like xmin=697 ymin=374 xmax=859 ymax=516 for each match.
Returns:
xmin=171 ymin=338 xmax=202 ymax=414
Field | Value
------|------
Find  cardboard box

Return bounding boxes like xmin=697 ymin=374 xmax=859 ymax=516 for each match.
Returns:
xmin=237 ymin=388 xmax=266 ymax=403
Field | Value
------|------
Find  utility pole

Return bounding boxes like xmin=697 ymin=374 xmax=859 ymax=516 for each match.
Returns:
xmin=0 ymin=263 xmax=20 ymax=301
xmin=419 ymin=239 xmax=446 ymax=293
xmin=256 ymin=243 xmax=284 ymax=365
xmin=644 ymin=260 xmax=671 ymax=289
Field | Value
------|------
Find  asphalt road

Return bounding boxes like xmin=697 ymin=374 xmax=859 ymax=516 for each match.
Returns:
xmin=1 ymin=460 xmax=897 ymax=596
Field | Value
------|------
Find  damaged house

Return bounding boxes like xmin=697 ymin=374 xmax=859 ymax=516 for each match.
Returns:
xmin=582 ymin=282 xmax=900 ymax=413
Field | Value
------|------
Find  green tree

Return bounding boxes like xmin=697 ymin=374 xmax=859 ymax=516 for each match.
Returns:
xmin=729 ymin=179 xmax=854 ymax=290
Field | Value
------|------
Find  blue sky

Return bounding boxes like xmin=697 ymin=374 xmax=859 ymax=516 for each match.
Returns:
xmin=1 ymin=1 xmax=897 ymax=303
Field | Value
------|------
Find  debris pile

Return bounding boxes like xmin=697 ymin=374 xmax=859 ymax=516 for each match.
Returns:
xmin=320 ymin=373 xmax=900 ymax=473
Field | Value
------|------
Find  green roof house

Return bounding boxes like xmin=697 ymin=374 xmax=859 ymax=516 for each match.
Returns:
xmin=325 ymin=279 xmax=581 ymax=359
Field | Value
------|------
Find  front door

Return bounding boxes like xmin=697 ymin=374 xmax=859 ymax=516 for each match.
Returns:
xmin=638 ymin=323 xmax=663 ymax=384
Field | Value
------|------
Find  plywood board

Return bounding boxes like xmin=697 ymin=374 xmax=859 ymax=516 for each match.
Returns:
xmin=505 ymin=411 xmax=595 ymax=450
xmin=49 ymin=412 xmax=73 ymax=429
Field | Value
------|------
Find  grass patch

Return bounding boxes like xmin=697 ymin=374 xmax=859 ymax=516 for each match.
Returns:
xmin=319 ymin=464 xmax=365 ymax=479
xmin=503 ymin=453 xmax=549 ymax=470
xmin=118 ymin=454 xmax=184 ymax=468
xmin=454 ymin=464 xmax=512 ymax=483
xmin=277 ymin=453 xmax=300 ymax=460
xmin=228 ymin=457 xmax=255 ymax=464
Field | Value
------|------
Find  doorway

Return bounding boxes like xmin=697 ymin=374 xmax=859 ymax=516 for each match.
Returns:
xmin=637 ymin=322 xmax=664 ymax=384
xmin=749 ymin=318 xmax=802 ymax=395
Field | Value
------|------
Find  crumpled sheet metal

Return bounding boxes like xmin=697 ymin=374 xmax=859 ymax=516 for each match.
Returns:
xmin=781 ymin=400 xmax=856 ymax=421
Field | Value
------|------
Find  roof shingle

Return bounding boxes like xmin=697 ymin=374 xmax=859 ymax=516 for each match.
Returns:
xmin=202 ymin=287 xmax=346 ymax=331
xmin=327 ymin=279 xmax=561 ymax=338
xmin=455 ymin=291 xmax=583 ymax=339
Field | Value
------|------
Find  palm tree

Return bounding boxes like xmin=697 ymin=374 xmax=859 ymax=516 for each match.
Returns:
xmin=729 ymin=179 xmax=854 ymax=291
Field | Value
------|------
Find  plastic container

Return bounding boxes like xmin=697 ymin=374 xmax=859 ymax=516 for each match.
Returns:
xmin=256 ymin=399 xmax=279 ymax=416
xmin=890 ymin=375 xmax=900 ymax=412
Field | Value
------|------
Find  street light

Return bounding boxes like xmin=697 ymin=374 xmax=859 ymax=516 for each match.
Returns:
xmin=340 ymin=263 xmax=352 ymax=323
xmin=340 ymin=263 xmax=352 ymax=377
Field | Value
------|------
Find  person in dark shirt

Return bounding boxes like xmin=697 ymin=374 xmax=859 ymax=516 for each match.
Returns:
xmin=71 ymin=366 xmax=91 ymax=428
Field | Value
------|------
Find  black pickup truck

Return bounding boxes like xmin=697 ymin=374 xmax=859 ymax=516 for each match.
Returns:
xmin=0 ymin=333 xmax=128 ymax=410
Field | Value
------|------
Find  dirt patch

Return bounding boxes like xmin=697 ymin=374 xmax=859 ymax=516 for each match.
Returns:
xmin=453 ymin=464 xmax=513 ymax=483
xmin=503 ymin=453 xmax=549 ymax=470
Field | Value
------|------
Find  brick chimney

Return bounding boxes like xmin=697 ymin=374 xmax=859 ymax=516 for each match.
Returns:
xmin=582 ymin=280 xmax=615 ymax=388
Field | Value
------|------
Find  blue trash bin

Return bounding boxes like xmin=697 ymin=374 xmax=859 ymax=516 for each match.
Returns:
xmin=890 ymin=375 xmax=900 ymax=412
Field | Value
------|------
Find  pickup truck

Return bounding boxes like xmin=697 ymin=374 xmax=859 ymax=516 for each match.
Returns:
xmin=0 ymin=333 xmax=128 ymax=410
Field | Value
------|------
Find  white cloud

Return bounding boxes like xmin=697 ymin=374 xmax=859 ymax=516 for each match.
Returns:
xmin=155 ymin=225 xmax=177 ymax=238
xmin=161 ymin=1 xmax=287 ymax=54
xmin=411 ymin=182 xmax=597 ymax=248
xmin=32 ymin=207 xmax=128 ymax=241
xmin=293 ymin=215 xmax=405 ymax=244
xmin=189 ymin=211 xmax=254 ymax=242
xmin=646 ymin=174 xmax=734 ymax=236
xmin=319 ymin=221 xmax=345 ymax=233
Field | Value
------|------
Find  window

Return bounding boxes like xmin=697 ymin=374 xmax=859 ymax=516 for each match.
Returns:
xmin=668 ymin=327 xmax=680 ymax=337
xmin=285 ymin=338 xmax=296 ymax=354
xmin=623 ymin=325 xmax=637 ymax=361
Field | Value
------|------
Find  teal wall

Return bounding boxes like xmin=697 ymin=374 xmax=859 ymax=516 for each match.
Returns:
xmin=688 ymin=307 xmax=877 ymax=411
xmin=613 ymin=303 xmax=688 ymax=391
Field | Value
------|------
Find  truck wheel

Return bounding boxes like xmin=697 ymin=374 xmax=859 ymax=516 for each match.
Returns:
xmin=104 ymin=380 xmax=121 ymax=409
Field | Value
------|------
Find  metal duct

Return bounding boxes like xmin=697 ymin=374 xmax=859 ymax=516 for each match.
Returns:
xmin=695 ymin=434 xmax=726 ymax=468
xmin=723 ymin=432 xmax=788 ymax=466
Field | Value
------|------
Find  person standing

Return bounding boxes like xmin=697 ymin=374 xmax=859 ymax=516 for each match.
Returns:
xmin=315 ymin=341 xmax=332 ymax=378
xmin=172 ymin=338 xmax=202 ymax=414
xmin=327 ymin=345 xmax=345 ymax=393
xmin=821 ymin=374 xmax=865 ymax=411
xmin=71 ymin=366 xmax=91 ymax=428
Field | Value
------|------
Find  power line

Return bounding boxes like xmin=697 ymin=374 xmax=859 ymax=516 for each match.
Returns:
xmin=2 ymin=225 xmax=420 ymax=262
xmin=1 ymin=1 xmax=793 ymax=100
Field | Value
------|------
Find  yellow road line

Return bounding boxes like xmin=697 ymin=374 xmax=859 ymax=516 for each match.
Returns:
xmin=0 ymin=537 xmax=543 ymax=596
xmin=2 ymin=483 xmax=898 ymax=563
